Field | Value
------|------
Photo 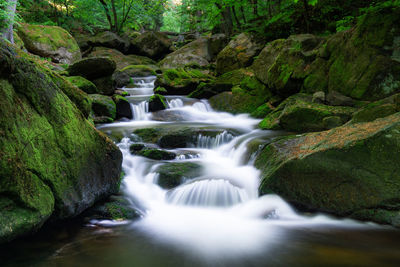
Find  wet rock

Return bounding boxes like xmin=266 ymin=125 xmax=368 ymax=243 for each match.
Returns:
xmin=90 ymin=94 xmax=116 ymax=119
xmin=255 ymin=113 xmax=400 ymax=227
xmin=326 ymin=91 xmax=355 ymax=107
xmin=113 ymin=95 xmax=132 ymax=119
xmin=16 ymin=23 xmax=81 ymax=64
xmin=129 ymin=143 xmax=145 ymax=153
xmin=84 ymin=195 xmax=139 ymax=220
xmin=136 ymin=148 xmax=176 ymax=160
xmin=0 ymin=41 xmax=122 ymax=243
xmin=68 ymin=57 xmax=116 ymax=81
xmin=155 ymin=162 xmax=203 ymax=189
xmin=259 ymin=93 xmax=356 ymax=132
xmin=148 ymin=94 xmax=168 ymax=112
xmin=312 ymin=91 xmax=326 ymax=104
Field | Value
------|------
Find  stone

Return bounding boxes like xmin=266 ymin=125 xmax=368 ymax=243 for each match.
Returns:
xmin=130 ymin=31 xmax=172 ymax=60
xmin=89 ymin=31 xmax=130 ymax=53
xmin=65 ymin=76 xmax=98 ymax=94
xmin=113 ymin=95 xmax=132 ymax=119
xmin=92 ymin=75 xmax=115 ymax=96
xmin=148 ymin=94 xmax=168 ymax=112
xmin=16 ymin=23 xmax=81 ymax=64
xmin=87 ymin=47 xmax=156 ymax=70
xmin=90 ymin=94 xmax=116 ymax=120
xmin=259 ymin=93 xmax=356 ymax=132
xmin=155 ymin=162 xmax=203 ymax=189
xmin=68 ymin=57 xmax=116 ymax=81
xmin=216 ymin=33 xmax=264 ymax=74
xmin=0 ymin=41 xmax=122 ymax=243
xmin=255 ymin=113 xmax=400 ymax=227
xmin=312 ymin=91 xmax=326 ymax=104
xmin=326 ymin=90 xmax=355 ymax=106
xmin=136 ymin=149 xmax=176 ymax=160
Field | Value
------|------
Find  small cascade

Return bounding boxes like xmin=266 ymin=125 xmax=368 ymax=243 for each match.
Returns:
xmin=197 ymin=131 xmax=234 ymax=149
xmin=167 ymin=98 xmax=184 ymax=109
xmin=130 ymin=101 xmax=149 ymax=120
xmin=192 ymin=100 xmax=212 ymax=112
xmin=166 ymin=179 xmax=249 ymax=207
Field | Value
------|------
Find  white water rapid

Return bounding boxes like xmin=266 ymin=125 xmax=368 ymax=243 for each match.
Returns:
xmin=97 ymin=76 xmax=376 ymax=263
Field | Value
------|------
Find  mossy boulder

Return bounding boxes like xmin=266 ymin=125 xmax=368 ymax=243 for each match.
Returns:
xmin=350 ymin=94 xmax=400 ymax=124
xmin=208 ymin=68 xmax=273 ymax=114
xmin=252 ymin=34 xmax=324 ymax=97
xmin=16 ymin=23 xmax=81 ymax=64
xmin=90 ymin=94 xmax=116 ymax=120
xmin=84 ymin=195 xmax=139 ymax=220
xmin=0 ymin=42 xmax=122 ymax=243
xmin=155 ymin=162 xmax=203 ymax=189
xmin=88 ymin=47 xmax=156 ymax=70
xmin=216 ymin=33 xmax=264 ymax=75
xmin=155 ymin=68 xmax=213 ymax=95
xmin=136 ymin=149 xmax=176 ymax=160
xmin=92 ymin=75 xmax=115 ymax=96
xmin=259 ymin=94 xmax=356 ymax=132
xmin=130 ymin=31 xmax=172 ymax=60
xmin=113 ymin=95 xmax=132 ymax=120
xmin=159 ymin=37 xmax=211 ymax=69
xmin=255 ymin=113 xmax=400 ymax=227
xmin=88 ymin=31 xmax=130 ymax=53
xmin=65 ymin=76 xmax=98 ymax=94
xmin=148 ymin=94 xmax=168 ymax=112
xmin=68 ymin=57 xmax=116 ymax=81
xmin=112 ymin=65 xmax=157 ymax=88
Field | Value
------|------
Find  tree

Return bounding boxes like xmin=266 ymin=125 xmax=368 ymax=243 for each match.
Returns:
xmin=97 ymin=0 xmax=136 ymax=33
xmin=0 ymin=0 xmax=18 ymax=43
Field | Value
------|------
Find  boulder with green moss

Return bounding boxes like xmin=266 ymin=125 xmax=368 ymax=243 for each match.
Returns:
xmin=112 ymin=65 xmax=157 ymax=88
xmin=68 ymin=57 xmax=116 ymax=80
xmin=65 ymin=76 xmax=98 ymax=94
xmin=84 ymin=195 xmax=139 ymax=220
xmin=259 ymin=94 xmax=356 ymax=132
xmin=159 ymin=37 xmax=214 ymax=69
xmin=90 ymin=94 xmax=116 ymax=121
xmin=0 ymin=41 xmax=122 ymax=243
xmin=16 ymin=23 xmax=81 ymax=64
xmin=155 ymin=162 xmax=203 ymax=189
xmin=216 ymin=32 xmax=264 ymax=75
xmin=255 ymin=113 xmax=400 ymax=227
xmin=149 ymin=94 xmax=168 ymax=112
xmin=155 ymin=68 xmax=213 ymax=95
xmin=130 ymin=31 xmax=172 ymax=60
xmin=113 ymin=95 xmax=132 ymax=119
xmin=252 ymin=34 xmax=324 ymax=97
xmin=135 ymin=148 xmax=176 ymax=160
xmin=208 ymin=68 xmax=273 ymax=114
xmin=88 ymin=47 xmax=156 ymax=70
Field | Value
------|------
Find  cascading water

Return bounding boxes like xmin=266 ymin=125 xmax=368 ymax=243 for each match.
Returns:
xmin=95 ymin=75 xmax=377 ymax=263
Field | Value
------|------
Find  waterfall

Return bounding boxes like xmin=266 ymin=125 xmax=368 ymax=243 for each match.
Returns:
xmin=130 ymin=101 xmax=149 ymax=121
xmin=167 ymin=98 xmax=184 ymax=109
xmin=196 ymin=131 xmax=234 ymax=149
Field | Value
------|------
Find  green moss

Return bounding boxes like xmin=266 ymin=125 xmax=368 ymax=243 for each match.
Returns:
xmin=155 ymin=162 xmax=203 ymax=189
xmin=137 ymin=149 xmax=176 ymax=160
xmin=89 ymin=94 xmax=116 ymax=119
xmin=65 ymin=76 xmax=98 ymax=94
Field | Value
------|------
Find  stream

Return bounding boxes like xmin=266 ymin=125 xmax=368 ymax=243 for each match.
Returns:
xmin=2 ymin=76 xmax=400 ymax=266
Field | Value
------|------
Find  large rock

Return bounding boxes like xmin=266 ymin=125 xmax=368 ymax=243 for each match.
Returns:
xmin=155 ymin=68 xmax=213 ymax=95
xmin=252 ymin=34 xmax=324 ymax=98
xmin=252 ymin=6 xmax=400 ymax=101
xmin=88 ymin=31 xmax=130 ymax=53
xmin=68 ymin=57 xmax=116 ymax=80
xmin=255 ymin=113 xmax=400 ymax=227
xmin=148 ymin=94 xmax=168 ymax=112
xmin=89 ymin=94 xmax=116 ymax=120
xmin=155 ymin=162 xmax=203 ymax=189
xmin=159 ymin=34 xmax=227 ymax=70
xmin=207 ymin=68 xmax=273 ymax=114
xmin=0 ymin=42 xmax=122 ymax=243
xmin=216 ymin=33 xmax=264 ymax=75
xmin=130 ymin=31 xmax=172 ymax=60
xmin=88 ymin=47 xmax=156 ymax=70
xmin=65 ymin=76 xmax=98 ymax=94
xmin=113 ymin=95 xmax=132 ymax=120
xmin=259 ymin=93 xmax=356 ymax=132
xmin=16 ymin=23 xmax=81 ymax=64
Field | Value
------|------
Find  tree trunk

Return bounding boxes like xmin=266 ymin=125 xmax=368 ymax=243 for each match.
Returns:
xmin=232 ymin=6 xmax=241 ymax=29
xmin=302 ymin=0 xmax=310 ymax=32
xmin=215 ymin=3 xmax=233 ymax=37
xmin=111 ymin=0 xmax=119 ymax=32
xmin=239 ymin=5 xmax=247 ymax=24
xmin=98 ymin=0 xmax=114 ymax=32
xmin=1 ymin=0 xmax=18 ymax=43
xmin=251 ymin=0 xmax=258 ymax=16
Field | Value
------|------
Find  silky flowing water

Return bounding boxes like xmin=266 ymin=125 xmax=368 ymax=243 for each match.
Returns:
xmin=2 ymin=76 xmax=400 ymax=267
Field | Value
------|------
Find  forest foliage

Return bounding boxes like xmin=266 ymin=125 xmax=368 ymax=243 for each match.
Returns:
xmin=1 ymin=0 xmax=400 ymax=39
